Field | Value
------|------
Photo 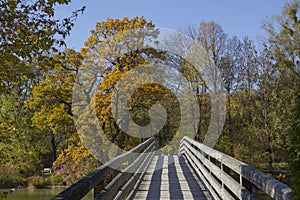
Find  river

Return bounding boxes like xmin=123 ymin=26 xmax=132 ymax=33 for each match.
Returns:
xmin=1 ymin=188 xmax=93 ymax=200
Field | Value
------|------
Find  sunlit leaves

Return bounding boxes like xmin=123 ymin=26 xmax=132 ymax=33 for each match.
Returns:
xmin=263 ymin=1 xmax=300 ymax=198
xmin=0 ymin=0 xmax=85 ymax=94
xmin=27 ymin=49 xmax=82 ymax=164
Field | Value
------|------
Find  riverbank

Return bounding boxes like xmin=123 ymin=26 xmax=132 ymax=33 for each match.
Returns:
xmin=0 ymin=172 xmax=70 ymax=190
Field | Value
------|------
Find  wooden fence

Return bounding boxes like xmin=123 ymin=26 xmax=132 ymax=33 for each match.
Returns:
xmin=179 ymin=136 xmax=292 ymax=200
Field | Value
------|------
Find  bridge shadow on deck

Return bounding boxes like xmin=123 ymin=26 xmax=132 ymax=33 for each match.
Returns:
xmin=143 ymin=155 xmax=210 ymax=200
xmin=168 ymin=155 xmax=184 ymax=199
xmin=146 ymin=155 xmax=163 ymax=199
xmin=179 ymin=155 xmax=209 ymax=199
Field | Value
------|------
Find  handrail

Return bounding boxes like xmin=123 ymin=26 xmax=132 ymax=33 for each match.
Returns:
xmin=52 ymin=137 xmax=159 ymax=200
xmin=179 ymin=136 xmax=292 ymax=200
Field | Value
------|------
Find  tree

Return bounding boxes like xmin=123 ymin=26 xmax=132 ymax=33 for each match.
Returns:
xmin=197 ymin=21 xmax=244 ymax=156
xmin=0 ymin=0 xmax=85 ymax=95
xmin=263 ymin=1 xmax=300 ymax=197
xmin=0 ymin=1 xmax=84 ymax=184
xmin=263 ymin=0 xmax=300 ymax=86
xmin=230 ymin=37 xmax=260 ymax=161
xmin=252 ymin=45 xmax=289 ymax=171
xmin=0 ymin=92 xmax=39 ymax=183
xmin=290 ymin=91 xmax=300 ymax=199
xmin=77 ymin=16 xmax=196 ymax=159
xmin=78 ymin=17 xmax=160 ymax=157
xmin=27 ymin=49 xmax=82 ymax=166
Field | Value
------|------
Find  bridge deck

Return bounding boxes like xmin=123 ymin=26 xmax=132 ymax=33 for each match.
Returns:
xmin=133 ymin=155 xmax=212 ymax=200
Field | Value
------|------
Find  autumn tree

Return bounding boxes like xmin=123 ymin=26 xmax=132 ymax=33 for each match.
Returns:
xmin=245 ymin=45 xmax=288 ymax=170
xmin=26 ymin=49 xmax=101 ymax=180
xmin=0 ymin=0 xmax=85 ymax=95
xmin=229 ymin=37 xmax=259 ymax=162
xmin=263 ymin=0 xmax=300 ymax=197
xmin=0 ymin=0 xmax=85 ymax=185
xmin=196 ymin=21 xmax=241 ymax=156
xmin=76 ymin=17 xmax=196 ymax=159
xmin=290 ymin=91 xmax=300 ymax=198
xmin=79 ymin=17 xmax=159 ymax=155
xmin=27 ymin=49 xmax=83 ymax=166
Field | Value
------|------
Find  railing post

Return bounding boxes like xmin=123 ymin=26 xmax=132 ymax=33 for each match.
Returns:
xmin=94 ymin=180 xmax=105 ymax=198
xmin=241 ymin=176 xmax=253 ymax=193
xmin=221 ymin=161 xmax=224 ymax=199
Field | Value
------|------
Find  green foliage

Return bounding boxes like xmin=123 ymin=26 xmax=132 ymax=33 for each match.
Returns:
xmin=254 ymin=162 xmax=289 ymax=171
xmin=28 ymin=173 xmax=67 ymax=188
xmin=1 ymin=191 xmax=9 ymax=200
xmin=0 ymin=92 xmax=41 ymax=181
xmin=0 ymin=0 xmax=85 ymax=187
xmin=27 ymin=49 xmax=83 ymax=164
xmin=289 ymin=93 xmax=300 ymax=199
xmin=0 ymin=172 xmax=27 ymax=189
xmin=0 ymin=0 xmax=85 ymax=94
xmin=28 ymin=176 xmax=51 ymax=189
xmin=263 ymin=1 xmax=300 ymax=197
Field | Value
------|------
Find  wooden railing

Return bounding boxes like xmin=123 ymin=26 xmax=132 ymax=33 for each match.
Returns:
xmin=52 ymin=137 xmax=159 ymax=200
xmin=179 ymin=136 xmax=292 ymax=200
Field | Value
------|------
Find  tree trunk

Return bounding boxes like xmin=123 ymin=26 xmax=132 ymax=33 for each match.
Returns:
xmin=50 ymin=133 xmax=57 ymax=163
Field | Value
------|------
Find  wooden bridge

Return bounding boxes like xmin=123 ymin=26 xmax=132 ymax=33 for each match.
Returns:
xmin=52 ymin=137 xmax=292 ymax=200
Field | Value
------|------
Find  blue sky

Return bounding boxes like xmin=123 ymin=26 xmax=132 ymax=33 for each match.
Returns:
xmin=55 ymin=0 xmax=287 ymax=50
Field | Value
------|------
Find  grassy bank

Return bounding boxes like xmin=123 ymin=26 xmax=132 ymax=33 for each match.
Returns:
xmin=0 ymin=173 xmax=67 ymax=190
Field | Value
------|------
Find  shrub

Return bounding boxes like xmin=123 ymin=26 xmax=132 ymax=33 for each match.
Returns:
xmin=0 ymin=174 xmax=27 ymax=188
xmin=49 ymin=173 xmax=67 ymax=186
xmin=28 ymin=173 xmax=68 ymax=188
xmin=28 ymin=176 xmax=51 ymax=188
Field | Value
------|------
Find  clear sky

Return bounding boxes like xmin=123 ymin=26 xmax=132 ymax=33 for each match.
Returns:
xmin=55 ymin=0 xmax=287 ymax=50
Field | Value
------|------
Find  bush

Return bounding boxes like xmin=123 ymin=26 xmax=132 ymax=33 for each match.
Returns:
xmin=49 ymin=173 xmax=67 ymax=186
xmin=0 ymin=174 xmax=27 ymax=188
xmin=28 ymin=176 xmax=51 ymax=188
xmin=28 ymin=173 xmax=67 ymax=188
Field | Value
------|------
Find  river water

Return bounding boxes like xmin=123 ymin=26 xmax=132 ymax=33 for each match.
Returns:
xmin=1 ymin=188 xmax=93 ymax=200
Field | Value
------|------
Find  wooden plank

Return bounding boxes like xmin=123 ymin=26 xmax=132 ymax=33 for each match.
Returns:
xmin=131 ymin=155 xmax=157 ymax=199
xmin=52 ymin=165 xmax=113 ymax=200
xmin=241 ymin=165 xmax=292 ymax=200
xmin=182 ymin=137 xmax=245 ymax=172
xmin=183 ymin=141 xmax=249 ymax=199
xmin=96 ymin=143 xmax=158 ymax=200
xmin=95 ymin=172 xmax=131 ymax=200
xmin=181 ymin=147 xmax=223 ymax=200
xmin=179 ymin=152 xmax=221 ymax=200
xmin=180 ymin=137 xmax=291 ymax=200
xmin=117 ymin=150 xmax=156 ymax=200
xmin=124 ymin=141 xmax=157 ymax=173
xmin=184 ymin=148 xmax=239 ymax=200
